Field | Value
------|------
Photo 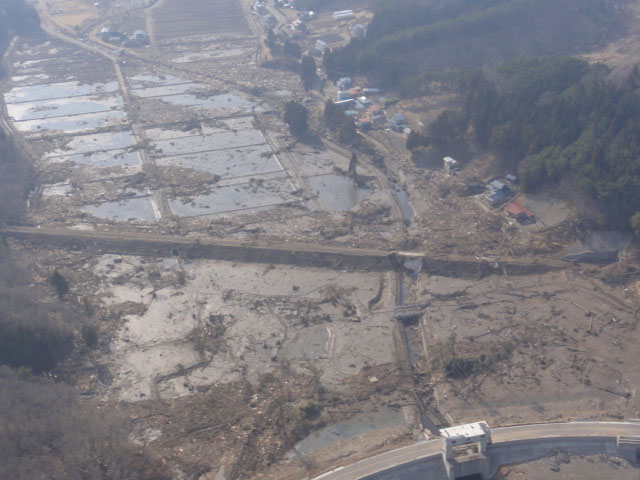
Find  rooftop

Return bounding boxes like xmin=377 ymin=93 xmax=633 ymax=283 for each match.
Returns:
xmin=440 ymin=421 xmax=490 ymax=439
xmin=507 ymin=202 xmax=532 ymax=217
xmin=489 ymin=179 xmax=507 ymax=190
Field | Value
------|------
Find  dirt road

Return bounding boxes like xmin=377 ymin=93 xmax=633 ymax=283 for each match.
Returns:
xmin=1 ymin=226 xmax=570 ymax=276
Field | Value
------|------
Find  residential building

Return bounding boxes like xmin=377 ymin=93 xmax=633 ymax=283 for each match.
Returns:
xmin=336 ymin=77 xmax=353 ymax=90
xmin=506 ymin=202 xmax=534 ymax=223
xmin=133 ymin=30 xmax=150 ymax=44
xmin=443 ymin=156 xmax=460 ymax=174
xmin=334 ymin=99 xmax=355 ymax=109
xmin=315 ymin=39 xmax=328 ymax=52
xmin=488 ymin=179 xmax=507 ymax=192
xmin=358 ymin=117 xmax=372 ymax=130
xmin=351 ymin=23 xmax=366 ymax=38
xmin=485 ymin=190 xmax=510 ymax=206
xmin=388 ymin=113 xmax=408 ymax=131
xmin=334 ymin=12 xmax=355 ymax=20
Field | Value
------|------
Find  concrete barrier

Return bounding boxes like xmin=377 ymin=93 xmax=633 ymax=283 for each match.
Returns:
xmin=360 ymin=455 xmax=446 ymax=480
xmin=310 ymin=423 xmax=640 ymax=480
xmin=1 ymin=228 xmax=396 ymax=271
xmin=487 ymin=436 xmax=619 ymax=477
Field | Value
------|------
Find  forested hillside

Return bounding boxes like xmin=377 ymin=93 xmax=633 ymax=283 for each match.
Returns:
xmin=324 ymin=0 xmax=621 ymax=85
xmin=0 ymin=367 xmax=170 ymax=480
xmin=0 ymin=0 xmax=39 ymax=33
xmin=0 ymin=3 xmax=168 ymax=477
xmin=0 ymin=145 xmax=167 ymax=479
xmin=0 ymin=130 xmax=32 ymax=223
xmin=0 ymin=0 xmax=41 ymax=52
xmin=0 ymin=0 xmax=43 ymax=220
xmin=408 ymin=57 xmax=640 ymax=230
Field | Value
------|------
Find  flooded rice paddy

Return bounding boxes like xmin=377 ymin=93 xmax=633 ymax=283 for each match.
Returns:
xmin=290 ymin=406 xmax=406 ymax=457
xmin=4 ymin=34 xmax=374 ymax=224
xmin=48 ymin=149 xmax=142 ymax=168
xmin=83 ymin=196 xmax=158 ymax=222
xmin=155 ymin=144 xmax=283 ymax=178
xmin=169 ymin=177 xmax=297 ymax=217
xmin=307 ymin=174 xmax=372 ymax=212
xmin=14 ymin=110 xmax=127 ymax=134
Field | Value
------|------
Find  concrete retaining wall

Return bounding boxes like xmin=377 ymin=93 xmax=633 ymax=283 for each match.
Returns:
xmin=422 ymin=257 xmax=565 ymax=279
xmin=361 ymin=454 xmax=447 ymax=480
xmin=3 ymin=229 xmax=395 ymax=271
xmin=487 ymin=437 xmax=620 ymax=477
xmin=352 ymin=437 xmax=632 ymax=480
xmin=3 ymin=228 xmax=570 ymax=276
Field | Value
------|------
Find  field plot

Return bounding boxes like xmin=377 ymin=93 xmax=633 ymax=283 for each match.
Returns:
xmin=126 ymin=69 xmax=308 ymax=218
xmin=10 ymin=39 xmax=114 ymax=84
xmin=1 ymin=38 xmax=156 ymax=224
xmin=3 ymin=11 xmax=389 ymax=237
xmin=5 ymin=80 xmax=119 ymax=103
xmin=151 ymin=0 xmax=250 ymax=41
xmin=45 ymin=130 xmax=137 ymax=157
xmin=156 ymin=144 xmax=282 ymax=178
xmin=7 ymin=93 xmax=123 ymax=121
xmin=147 ymin=0 xmax=260 ymax=88
xmin=168 ymin=177 xmax=297 ymax=216
xmin=150 ymin=128 xmax=265 ymax=156
xmin=167 ymin=46 xmax=254 ymax=64
xmin=136 ymin=91 xmax=259 ymax=118
xmin=13 ymin=110 xmax=128 ymax=134
xmin=129 ymin=70 xmax=262 ymax=124
xmin=4 ymin=41 xmax=127 ymax=139
xmin=48 ymin=149 xmax=141 ymax=168
xmin=83 ymin=196 xmax=158 ymax=222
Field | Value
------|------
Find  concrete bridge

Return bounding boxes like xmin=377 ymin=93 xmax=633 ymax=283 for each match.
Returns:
xmin=309 ymin=421 xmax=640 ymax=480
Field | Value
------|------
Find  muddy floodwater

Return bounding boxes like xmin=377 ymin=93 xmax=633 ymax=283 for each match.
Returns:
xmin=169 ymin=177 xmax=297 ymax=216
xmin=289 ymin=407 xmax=406 ymax=457
xmin=156 ymin=144 xmax=282 ymax=178
xmin=84 ymin=197 xmax=158 ymax=222
xmin=307 ymin=174 xmax=372 ymax=211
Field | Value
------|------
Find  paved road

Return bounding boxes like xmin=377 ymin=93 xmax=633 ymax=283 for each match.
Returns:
xmin=311 ymin=421 xmax=640 ymax=480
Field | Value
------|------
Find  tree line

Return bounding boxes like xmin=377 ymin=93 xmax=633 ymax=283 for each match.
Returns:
xmin=323 ymin=0 xmax=618 ymax=86
xmin=408 ymin=56 xmax=640 ymax=231
xmin=0 ymin=7 xmax=169 ymax=474
xmin=0 ymin=366 xmax=170 ymax=480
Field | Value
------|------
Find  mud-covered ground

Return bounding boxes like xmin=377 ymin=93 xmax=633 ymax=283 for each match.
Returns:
xmin=416 ymin=269 xmax=640 ymax=427
xmin=495 ymin=451 xmax=639 ymax=480
xmin=8 ymin=0 xmax=640 ymax=479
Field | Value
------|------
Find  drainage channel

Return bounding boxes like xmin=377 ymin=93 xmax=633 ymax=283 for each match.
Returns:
xmin=395 ymin=256 xmax=448 ymax=435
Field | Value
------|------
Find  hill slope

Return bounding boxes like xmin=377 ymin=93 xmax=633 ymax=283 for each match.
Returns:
xmin=325 ymin=0 xmax=623 ymax=85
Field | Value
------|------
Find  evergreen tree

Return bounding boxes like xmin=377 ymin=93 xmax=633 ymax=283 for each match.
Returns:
xmin=284 ymin=101 xmax=308 ymax=137
xmin=300 ymin=55 xmax=317 ymax=90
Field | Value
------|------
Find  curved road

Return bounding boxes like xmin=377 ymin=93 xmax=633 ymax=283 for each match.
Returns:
xmin=311 ymin=421 xmax=640 ymax=480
